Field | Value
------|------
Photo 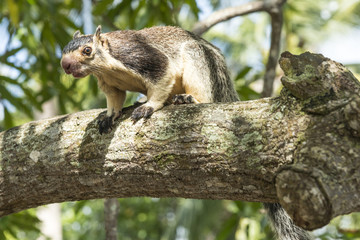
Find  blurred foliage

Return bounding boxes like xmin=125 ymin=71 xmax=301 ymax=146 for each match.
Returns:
xmin=1 ymin=0 xmax=360 ymax=240
xmin=0 ymin=210 xmax=43 ymax=240
xmin=61 ymin=199 xmax=274 ymax=240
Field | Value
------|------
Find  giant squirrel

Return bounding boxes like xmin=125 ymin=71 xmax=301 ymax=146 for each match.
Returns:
xmin=61 ymin=25 xmax=238 ymax=134
xmin=61 ymin=25 xmax=312 ymax=240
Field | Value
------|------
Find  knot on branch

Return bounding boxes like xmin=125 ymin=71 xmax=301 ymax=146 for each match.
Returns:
xmin=276 ymin=168 xmax=331 ymax=230
xmin=275 ymin=51 xmax=360 ymax=230
xmin=276 ymin=136 xmax=360 ymax=230
xmin=279 ymin=51 xmax=360 ymax=106
xmin=345 ymin=96 xmax=360 ymax=137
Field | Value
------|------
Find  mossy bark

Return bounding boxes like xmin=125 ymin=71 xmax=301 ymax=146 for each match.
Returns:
xmin=0 ymin=52 xmax=359 ymax=230
xmin=276 ymin=51 xmax=360 ymax=230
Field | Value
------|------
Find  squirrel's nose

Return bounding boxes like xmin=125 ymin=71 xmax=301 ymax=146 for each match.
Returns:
xmin=61 ymin=57 xmax=73 ymax=74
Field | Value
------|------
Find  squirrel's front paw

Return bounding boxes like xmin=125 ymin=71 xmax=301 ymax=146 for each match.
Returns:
xmin=97 ymin=111 xmax=122 ymax=134
xmin=97 ymin=115 xmax=113 ymax=134
xmin=131 ymin=105 xmax=154 ymax=122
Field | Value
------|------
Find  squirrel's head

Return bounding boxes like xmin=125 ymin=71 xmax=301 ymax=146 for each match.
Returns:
xmin=61 ymin=25 xmax=109 ymax=78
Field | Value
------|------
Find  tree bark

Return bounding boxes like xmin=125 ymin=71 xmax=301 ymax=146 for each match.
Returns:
xmin=275 ymin=51 xmax=360 ymax=230
xmin=0 ymin=52 xmax=359 ymax=231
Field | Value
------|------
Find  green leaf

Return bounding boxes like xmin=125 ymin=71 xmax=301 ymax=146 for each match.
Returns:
xmin=0 ymin=75 xmax=19 ymax=85
xmin=4 ymin=107 xmax=14 ymax=129
xmin=0 ymin=85 xmax=33 ymax=118
xmin=235 ymin=66 xmax=252 ymax=80
xmin=107 ymin=0 xmax=132 ymax=20
xmin=89 ymin=75 xmax=99 ymax=96
xmin=6 ymin=0 xmax=19 ymax=26
xmin=74 ymin=200 xmax=89 ymax=215
xmin=93 ymin=0 xmax=114 ymax=16
xmin=0 ymin=47 xmax=22 ymax=63
xmin=42 ymin=22 xmax=56 ymax=49
xmin=185 ymin=0 xmax=200 ymax=18
xmin=216 ymin=214 xmax=238 ymax=240
xmin=21 ymin=86 xmax=42 ymax=111
xmin=237 ymin=85 xmax=260 ymax=101
xmin=0 ymin=231 xmax=7 ymax=240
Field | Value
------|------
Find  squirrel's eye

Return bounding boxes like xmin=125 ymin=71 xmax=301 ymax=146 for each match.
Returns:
xmin=82 ymin=47 xmax=92 ymax=56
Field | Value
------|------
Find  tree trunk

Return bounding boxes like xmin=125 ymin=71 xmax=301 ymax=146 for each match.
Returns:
xmin=104 ymin=198 xmax=120 ymax=240
xmin=0 ymin=52 xmax=359 ymax=231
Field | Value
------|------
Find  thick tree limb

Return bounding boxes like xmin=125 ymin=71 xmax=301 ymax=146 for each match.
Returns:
xmin=0 ymin=52 xmax=360 ymax=230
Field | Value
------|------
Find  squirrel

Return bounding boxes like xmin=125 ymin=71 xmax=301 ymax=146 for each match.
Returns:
xmin=61 ymin=25 xmax=238 ymax=134
xmin=61 ymin=25 xmax=312 ymax=240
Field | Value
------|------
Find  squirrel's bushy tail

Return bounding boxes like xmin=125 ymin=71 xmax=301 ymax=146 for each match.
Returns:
xmin=196 ymin=38 xmax=239 ymax=103
xmin=263 ymin=203 xmax=313 ymax=240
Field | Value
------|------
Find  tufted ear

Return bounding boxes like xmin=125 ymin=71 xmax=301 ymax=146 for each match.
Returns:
xmin=73 ymin=30 xmax=83 ymax=39
xmin=93 ymin=25 xmax=109 ymax=49
xmin=93 ymin=25 xmax=102 ymax=42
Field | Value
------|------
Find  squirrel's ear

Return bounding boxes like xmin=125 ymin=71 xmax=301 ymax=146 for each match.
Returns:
xmin=93 ymin=25 xmax=104 ymax=49
xmin=73 ymin=30 xmax=83 ymax=39
xmin=94 ymin=25 xmax=102 ymax=41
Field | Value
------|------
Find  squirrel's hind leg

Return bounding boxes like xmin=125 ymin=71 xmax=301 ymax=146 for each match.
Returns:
xmin=131 ymin=71 xmax=176 ymax=122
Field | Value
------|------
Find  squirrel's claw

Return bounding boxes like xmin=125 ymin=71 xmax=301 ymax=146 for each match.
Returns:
xmin=172 ymin=94 xmax=196 ymax=105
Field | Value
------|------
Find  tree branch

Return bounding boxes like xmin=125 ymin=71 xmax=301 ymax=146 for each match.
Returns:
xmin=192 ymin=1 xmax=266 ymax=36
xmin=192 ymin=0 xmax=286 ymax=97
xmin=192 ymin=0 xmax=286 ymax=36
xmin=0 ymin=52 xmax=359 ymax=230
xmin=261 ymin=1 xmax=284 ymax=97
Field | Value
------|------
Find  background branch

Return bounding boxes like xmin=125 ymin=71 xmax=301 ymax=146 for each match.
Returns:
xmin=261 ymin=1 xmax=285 ymax=97
xmin=104 ymin=198 xmax=120 ymax=240
xmin=192 ymin=1 xmax=266 ymax=36
xmin=193 ymin=0 xmax=286 ymax=97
